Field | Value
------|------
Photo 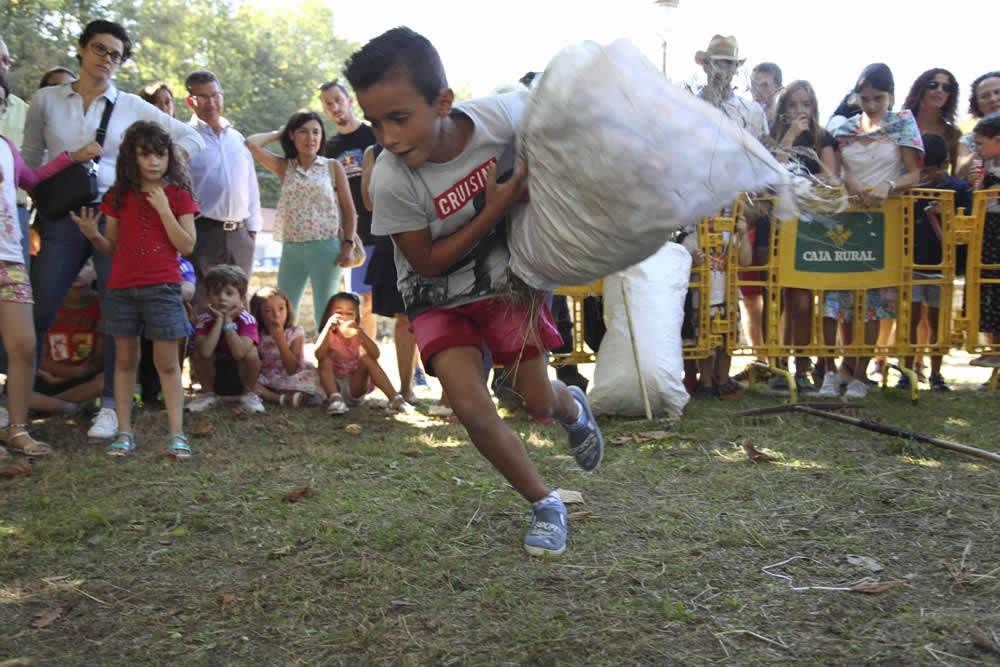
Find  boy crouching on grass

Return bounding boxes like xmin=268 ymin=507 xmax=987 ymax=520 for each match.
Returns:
xmin=187 ymin=265 xmax=265 ymax=414
xmin=344 ymin=27 xmax=604 ymax=557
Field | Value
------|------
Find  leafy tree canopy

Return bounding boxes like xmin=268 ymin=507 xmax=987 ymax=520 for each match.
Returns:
xmin=2 ymin=0 xmax=357 ymax=206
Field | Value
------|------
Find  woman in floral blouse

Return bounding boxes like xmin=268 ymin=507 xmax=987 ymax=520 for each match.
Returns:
xmin=247 ymin=109 xmax=356 ymax=331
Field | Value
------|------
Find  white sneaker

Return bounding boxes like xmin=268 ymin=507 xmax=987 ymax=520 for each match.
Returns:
xmin=185 ymin=393 xmax=219 ymax=413
xmin=241 ymin=392 xmax=265 ymax=414
xmin=87 ymin=407 xmax=119 ymax=439
xmin=844 ymin=379 xmax=868 ymax=399
xmin=817 ymin=372 xmax=840 ymax=397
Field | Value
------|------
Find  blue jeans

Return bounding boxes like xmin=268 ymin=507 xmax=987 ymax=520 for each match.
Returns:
xmin=277 ymin=237 xmax=343 ymax=332
xmin=28 ymin=212 xmax=117 ymax=407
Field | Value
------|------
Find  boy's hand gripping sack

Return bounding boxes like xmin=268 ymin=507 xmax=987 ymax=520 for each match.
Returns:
xmin=509 ymin=39 xmax=796 ymax=291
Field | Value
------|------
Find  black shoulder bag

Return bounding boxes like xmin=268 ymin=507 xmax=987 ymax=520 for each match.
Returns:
xmin=33 ymin=95 xmax=116 ymax=219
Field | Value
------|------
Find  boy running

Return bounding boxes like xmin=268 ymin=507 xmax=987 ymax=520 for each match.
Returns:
xmin=344 ymin=27 xmax=603 ymax=557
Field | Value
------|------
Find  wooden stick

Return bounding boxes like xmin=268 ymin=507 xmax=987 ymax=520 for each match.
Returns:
xmin=793 ymin=405 xmax=1000 ymax=464
xmin=620 ymin=280 xmax=652 ymax=420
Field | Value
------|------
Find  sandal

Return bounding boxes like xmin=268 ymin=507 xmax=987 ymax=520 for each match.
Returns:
xmin=164 ymin=433 xmax=192 ymax=459
xmin=279 ymin=392 xmax=304 ymax=408
xmin=107 ymin=431 xmax=135 ymax=457
xmin=5 ymin=425 xmax=53 ymax=457
xmin=326 ymin=393 xmax=349 ymax=415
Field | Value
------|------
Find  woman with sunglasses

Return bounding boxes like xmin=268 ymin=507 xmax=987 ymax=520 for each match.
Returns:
xmin=956 ymin=72 xmax=1000 ymax=180
xmin=19 ymin=20 xmax=204 ymax=441
xmin=903 ymin=69 xmax=962 ymax=174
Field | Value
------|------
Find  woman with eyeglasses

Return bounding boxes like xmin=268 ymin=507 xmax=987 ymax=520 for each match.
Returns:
xmin=903 ymin=69 xmax=962 ymax=174
xmin=18 ymin=19 xmax=204 ymax=441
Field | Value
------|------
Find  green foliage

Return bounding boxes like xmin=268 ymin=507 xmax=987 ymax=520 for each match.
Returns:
xmin=2 ymin=0 xmax=358 ymax=207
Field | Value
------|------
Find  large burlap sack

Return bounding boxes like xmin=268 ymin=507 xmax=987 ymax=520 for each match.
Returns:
xmin=509 ymin=39 xmax=794 ymax=291
xmin=588 ymin=242 xmax=690 ymax=418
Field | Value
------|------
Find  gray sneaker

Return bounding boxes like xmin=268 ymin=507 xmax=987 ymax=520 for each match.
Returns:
xmin=794 ymin=373 xmax=817 ymax=394
xmin=564 ymin=386 xmax=604 ymax=471
xmin=524 ymin=495 xmax=568 ymax=557
xmin=767 ymin=375 xmax=790 ymax=395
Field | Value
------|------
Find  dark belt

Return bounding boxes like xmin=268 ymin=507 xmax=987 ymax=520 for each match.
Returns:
xmin=197 ymin=216 xmax=244 ymax=232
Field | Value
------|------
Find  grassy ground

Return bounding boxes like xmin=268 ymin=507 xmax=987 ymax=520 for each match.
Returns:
xmin=2 ymin=353 xmax=998 ymax=665
xmin=2 ymin=273 xmax=999 ymax=664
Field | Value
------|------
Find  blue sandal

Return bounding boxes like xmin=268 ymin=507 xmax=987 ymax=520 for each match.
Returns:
xmin=164 ymin=434 xmax=192 ymax=460
xmin=107 ymin=431 xmax=135 ymax=457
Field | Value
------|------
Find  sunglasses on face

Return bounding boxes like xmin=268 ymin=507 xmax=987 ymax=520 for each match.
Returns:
xmin=925 ymin=80 xmax=955 ymax=94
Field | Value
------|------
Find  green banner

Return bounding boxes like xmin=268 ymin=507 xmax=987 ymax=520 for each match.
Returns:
xmin=794 ymin=212 xmax=885 ymax=273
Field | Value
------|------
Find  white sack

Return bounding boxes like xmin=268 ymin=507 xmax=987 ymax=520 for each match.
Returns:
xmin=588 ymin=242 xmax=690 ymax=418
xmin=509 ymin=39 xmax=794 ymax=291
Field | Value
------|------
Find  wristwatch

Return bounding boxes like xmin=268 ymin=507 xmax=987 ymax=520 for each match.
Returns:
xmin=343 ymin=239 xmax=355 ymax=245
xmin=222 ymin=322 xmax=238 ymax=331
xmin=886 ymin=179 xmax=896 ymax=191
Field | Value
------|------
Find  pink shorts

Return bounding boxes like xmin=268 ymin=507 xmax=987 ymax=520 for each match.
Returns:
xmin=411 ymin=297 xmax=564 ymax=376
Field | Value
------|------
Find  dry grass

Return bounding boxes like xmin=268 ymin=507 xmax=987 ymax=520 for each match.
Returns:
xmin=1 ymin=269 xmax=998 ymax=663
xmin=1 ymin=373 xmax=998 ymax=664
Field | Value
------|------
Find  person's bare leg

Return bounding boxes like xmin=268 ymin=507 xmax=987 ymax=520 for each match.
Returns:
xmin=356 ymin=355 xmax=398 ymax=401
xmin=0 ymin=302 xmax=36 ymax=439
xmin=511 ymin=355 xmax=578 ymax=424
xmin=190 ymin=352 xmax=216 ymax=394
xmin=113 ymin=336 xmax=141 ymax=439
xmin=153 ymin=339 xmax=184 ymax=438
xmin=904 ymin=302 xmax=920 ymax=370
xmin=394 ymin=313 xmax=416 ymax=399
xmin=236 ymin=348 xmax=261 ymax=395
xmin=434 ymin=345 xmax=548 ymax=502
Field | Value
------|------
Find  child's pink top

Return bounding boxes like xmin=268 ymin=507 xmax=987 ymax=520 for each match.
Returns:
xmin=326 ymin=331 xmax=362 ymax=379
xmin=194 ymin=310 xmax=260 ymax=358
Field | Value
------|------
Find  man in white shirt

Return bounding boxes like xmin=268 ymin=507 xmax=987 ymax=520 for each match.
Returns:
xmin=184 ymin=70 xmax=261 ymax=314
xmin=0 ymin=37 xmax=31 ymax=266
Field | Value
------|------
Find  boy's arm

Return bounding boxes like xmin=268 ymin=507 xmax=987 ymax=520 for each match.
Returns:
xmin=224 ymin=309 xmax=257 ymax=360
xmin=195 ymin=314 xmax=223 ymax=358
xmin=392 ymin=161 xmax=526 ymax=277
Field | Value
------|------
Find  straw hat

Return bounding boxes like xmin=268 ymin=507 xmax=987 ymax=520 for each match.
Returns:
xmin=694 ymin=35 xmax=745 ymax=65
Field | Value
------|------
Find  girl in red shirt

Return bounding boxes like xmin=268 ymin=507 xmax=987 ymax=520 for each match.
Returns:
xmin=72 ymin=121 xmax=198 ymax=458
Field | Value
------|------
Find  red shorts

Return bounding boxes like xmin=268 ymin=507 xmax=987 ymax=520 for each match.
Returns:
xmin=411 ymin=297 xmax=563 ymax=376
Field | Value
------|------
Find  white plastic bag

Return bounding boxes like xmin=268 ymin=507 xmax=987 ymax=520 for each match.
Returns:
xmin=509 ymin=39 xmax=793 ymax=291
xmin=588 ymin=242 xmax=691 ymax=418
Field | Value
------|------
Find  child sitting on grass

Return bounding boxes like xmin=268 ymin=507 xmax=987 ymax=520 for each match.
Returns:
xmin=249 ymin=285 xmax=322 ymax=407
xmin=31 ymin=260 xmax=104 ymax=414
xmin=344 ymin=27 xmax=603 ymax=557
xmin=188 ymin=264 xmax=264 ymax=414
xmin=314 ymin=291 xmax=412 ymax=415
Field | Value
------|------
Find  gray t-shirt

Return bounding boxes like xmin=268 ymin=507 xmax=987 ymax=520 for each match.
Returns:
xmin=371 ymin=92 xmax=524 ymax=318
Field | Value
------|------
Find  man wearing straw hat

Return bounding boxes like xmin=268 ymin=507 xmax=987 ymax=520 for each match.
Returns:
xmin=695 ymin=34 xmax=768 ymax=139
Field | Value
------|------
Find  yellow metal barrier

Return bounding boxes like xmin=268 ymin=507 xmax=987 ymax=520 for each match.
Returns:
xmin=552 ymin=189 xmax=997 ymax=399
xmin=551 ymin=281 xmax=603 ymax=367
